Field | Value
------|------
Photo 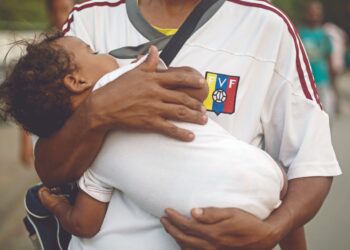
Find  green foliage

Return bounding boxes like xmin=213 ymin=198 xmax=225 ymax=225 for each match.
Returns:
xmin=0 ymin=0 xmax=48 ymax=30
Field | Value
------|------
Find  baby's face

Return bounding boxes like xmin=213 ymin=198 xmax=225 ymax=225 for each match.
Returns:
xmin=56 ymin=36 xmax=119 ymax=85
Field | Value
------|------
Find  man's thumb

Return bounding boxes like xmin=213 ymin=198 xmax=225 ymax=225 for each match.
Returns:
xmin=141 ymin=45 xmax=160 ymax=72
xmin=191 ymin=207 xmax=234 ymax=224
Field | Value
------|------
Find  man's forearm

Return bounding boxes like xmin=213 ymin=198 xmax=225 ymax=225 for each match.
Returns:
xmin=266 ymin=177 xmax=333 ymax=243
xmin=35 ymin=100 xmax=107 ymax=187
xmin=158 ymin=176 xmax=333 ymax=250
xmin=279 ymin=227 xmax=307 ymax=250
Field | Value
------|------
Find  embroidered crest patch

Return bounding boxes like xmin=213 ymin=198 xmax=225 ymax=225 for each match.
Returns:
xmin=204 ymin=72 xmax=240 ymax=115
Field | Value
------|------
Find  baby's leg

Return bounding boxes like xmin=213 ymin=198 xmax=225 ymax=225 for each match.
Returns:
xmin=39 ymin=187 xmax=108 ymax=238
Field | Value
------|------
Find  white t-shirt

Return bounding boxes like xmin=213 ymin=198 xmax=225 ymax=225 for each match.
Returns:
xmin=64 ymin=0 xmax=341 ymax=180
xmin=61 ymin=0 xmax=341 ymax=249
xmin=71 ymin=63 xmax=284 ymax=249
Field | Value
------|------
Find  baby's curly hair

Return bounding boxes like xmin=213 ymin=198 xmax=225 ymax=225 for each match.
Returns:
xmin=0 ymin=32 xmax=76 ymax=137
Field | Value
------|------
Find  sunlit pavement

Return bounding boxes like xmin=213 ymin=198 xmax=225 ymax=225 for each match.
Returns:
xmin=0 ymin=73 xmax=349 ymax=250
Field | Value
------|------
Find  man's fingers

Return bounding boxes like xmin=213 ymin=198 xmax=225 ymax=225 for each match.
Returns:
xmin=164 ymin=208 xmax=210 ymax=237
xmin=152 ymin=119 xmax=195 ymax=142
xmin=160 ymin=89 xmax=205 ymax=112
xmin=160 ymin=103 xmax=207 ymax=125
xmin=161 ymin=217 xmax=212 ymax=249
xmin=157 ymin=68 xmax=206 ymax=89
xmin=191 ymin=207 xmax=238 ymax=224
xmin=140 ymin=46 xmax=160 ymax=72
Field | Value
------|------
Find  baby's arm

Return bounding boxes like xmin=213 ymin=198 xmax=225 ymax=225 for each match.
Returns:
xmin=39 ymin=187 xmax=108 ymax=238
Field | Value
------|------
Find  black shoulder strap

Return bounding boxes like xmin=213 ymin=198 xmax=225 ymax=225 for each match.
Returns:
xmin=159 ymin=0 xmax=218 ymax=66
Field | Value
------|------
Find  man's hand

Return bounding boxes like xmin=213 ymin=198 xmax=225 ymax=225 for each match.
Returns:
xmin=161 ymin=208 xmax=278 ymax=250
xmin=161 ymin=177 xmax=333 ymax=250
xmin=89 ymin=46 xmax=208 ymax=141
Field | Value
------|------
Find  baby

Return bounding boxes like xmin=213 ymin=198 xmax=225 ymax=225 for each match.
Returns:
xmin=0 ymin=33 xmax=287 ymax=248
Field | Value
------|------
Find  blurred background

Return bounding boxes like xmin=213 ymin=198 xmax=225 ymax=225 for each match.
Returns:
xmin=0 ymin=0 xmax=349 ymax=249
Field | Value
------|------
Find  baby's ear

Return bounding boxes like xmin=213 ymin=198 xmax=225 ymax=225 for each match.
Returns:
xmin=63 ymin=73 xmax=93 ymax=94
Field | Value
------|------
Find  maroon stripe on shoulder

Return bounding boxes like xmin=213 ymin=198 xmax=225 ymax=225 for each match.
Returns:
xmin=62 ymin=16 xmax=74 ymax=34
xmin=71 ymin=0 xmax=126 ymax=12
xmin=281 ymin=11 xmax=322 ymax=107
xmin=279 ymin=4 xmax=322 ymax=107
xmin=279 ymin=7 xmax=322 ymax=107
xmin=62 ymin=0 xmax=126 ymax=34
xmin=227 ymin=0 xmax=314 ymax=102
xmin=296 ymin=36 xmax=323 ymax=108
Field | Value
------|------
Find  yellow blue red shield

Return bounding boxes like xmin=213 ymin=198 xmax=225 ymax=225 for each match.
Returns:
xmin=204 ymin=72 xmax=240 ymax=115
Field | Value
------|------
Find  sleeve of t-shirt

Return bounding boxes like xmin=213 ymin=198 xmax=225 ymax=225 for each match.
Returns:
xmin=78 ymin=169 xmax=113 ymax=203
xmin=261 ymin=23 xmax=341 ymax=180
xmin=62 ymin=6 xmax=94 ymax=48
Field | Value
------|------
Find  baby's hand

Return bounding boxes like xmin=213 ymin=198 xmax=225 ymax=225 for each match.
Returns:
xmin=38 ymin=187 xmax=70 ymax=214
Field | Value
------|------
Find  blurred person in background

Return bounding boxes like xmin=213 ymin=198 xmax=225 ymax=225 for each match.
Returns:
xmin=347 ymin=49 xmax=350 ymax=69
xmin=299 ymin=1 xmax=337 ymax=121
xmin=19 ymin=130 xmax=34 ymax=167
xmin=323 ymin=22 xmax=348 ymax=114
xmin=323 ymin=23 xmax=347 ymax=77
xmin=19 ymin=0 xmax=74 ymax=167
xmin=46 ymin=0 xmax=75 ymax=29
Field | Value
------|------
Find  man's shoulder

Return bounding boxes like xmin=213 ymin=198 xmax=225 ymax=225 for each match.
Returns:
xmin=64 ymin=0 xmax=127 ymax=33
xmin=223 ymin=0 xmax=292 ymax=32
xmin=71 ymin=0 xmax=126 ymax=15
xmin=74 ymin=0 xmax=126 ymax=8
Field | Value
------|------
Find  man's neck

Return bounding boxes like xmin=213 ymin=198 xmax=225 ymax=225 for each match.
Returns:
xmin=138 ymin=0 xmax=201 ymax=29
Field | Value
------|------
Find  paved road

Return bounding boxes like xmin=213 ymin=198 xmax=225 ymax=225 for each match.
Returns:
xmin=0 ymin=124 xmax=37 ymax=250
xmin=0 ymin=73 xmax=349 ymax=250
xmin=304 ymin=72 xmax=350 ymax=250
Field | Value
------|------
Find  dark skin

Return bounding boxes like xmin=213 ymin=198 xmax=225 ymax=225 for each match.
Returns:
xmin=36 ymin=0 xmax=333 ymax=249
xmin=39 ymin=187 xmax=107 ymax=238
